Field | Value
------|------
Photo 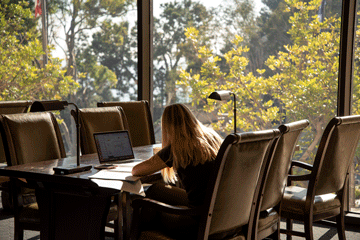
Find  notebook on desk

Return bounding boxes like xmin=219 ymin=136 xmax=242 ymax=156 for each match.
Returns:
xmin=93 ymin=130 xmax=143 ymax=164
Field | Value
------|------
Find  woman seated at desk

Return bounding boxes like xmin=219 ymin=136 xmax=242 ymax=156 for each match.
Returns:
xmin=132 ymin=103 xmax=222 ymax=238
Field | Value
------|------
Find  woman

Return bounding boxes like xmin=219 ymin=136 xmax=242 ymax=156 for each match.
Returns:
xmin=132 ymin=103 xmax=222 ymax=238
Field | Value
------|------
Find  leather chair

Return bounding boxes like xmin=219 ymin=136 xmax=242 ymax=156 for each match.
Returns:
xmin=97 ymin=101 xmax=155 ymax=147
xmin=72 ymin=106 xmax=129 ymax=155
xmin=254 ymin=120 xmax=310 ymax=239
xmin=130 ymin=129 xmax=281 ymax=240
xmin=0 ymin=101 xmax=33 ymax=164
xmin=0 ymin=111 xmax=66 ymax=240
xmin=71 ymin=106 xmax=130 ymax=240
xmin=280 ymin=115 xmax=360 ymax=240
xmin=0 ymin=101 xmax=33 ymax=211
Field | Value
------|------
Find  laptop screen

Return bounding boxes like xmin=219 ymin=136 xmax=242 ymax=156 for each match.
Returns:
xmin=93 ymin=130 xmax=135 ymax=163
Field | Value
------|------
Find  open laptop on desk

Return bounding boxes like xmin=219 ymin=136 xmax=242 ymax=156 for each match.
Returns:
xmin=93 ymin=130 xmax=143 ymax=169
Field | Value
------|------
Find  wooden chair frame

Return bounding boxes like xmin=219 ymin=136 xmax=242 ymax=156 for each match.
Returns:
xmin=280 ymin=115 xmax=360 ymax=240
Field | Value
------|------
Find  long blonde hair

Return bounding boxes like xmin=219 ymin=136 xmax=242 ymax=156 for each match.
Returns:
xmin=160 ymin=104 xmax=222 ymax=183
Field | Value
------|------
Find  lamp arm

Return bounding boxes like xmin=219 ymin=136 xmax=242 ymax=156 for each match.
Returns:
xmin=232 ymin=93 xmax=236 ymax=134
xmin=67 ymin=102 xmax=81 ymax=166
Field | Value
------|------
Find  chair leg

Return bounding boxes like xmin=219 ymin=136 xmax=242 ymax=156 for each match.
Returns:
xmin=113 ymin=218 xmax=120 ymax=240
xmin=336 ymin=212 xmax=346 ymax=240
xmin=130 ymin=206 xmax=141 ymax=240
xmin=304 ymin=217 xmax=314 ymax=240
xmin=113 ymin=193 xmax=122 ymax=240
xmin=274 ymin=220 xmax=281 ymax=240
xmin=286 ymin=218 xmax=293 ymax=240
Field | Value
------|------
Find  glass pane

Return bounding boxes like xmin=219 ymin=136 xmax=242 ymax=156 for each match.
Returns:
xmin=351 ymin=0 xmax=360 ymax=213
xmin=153 ymin=0 xmax=341 ymax=169
xmin=48 ymin=1 xmax=138 ymax=155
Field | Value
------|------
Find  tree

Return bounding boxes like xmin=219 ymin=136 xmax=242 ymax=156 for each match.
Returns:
xmin=48 ymin=0 xmax=134 ymax=107
xmin=0 ymin=0 xmax=78 ymax=101
xmin=90 ymin=20 xmax=137 ymax=101
xmin=214 ymin=0 xmax=261 ymax=74
xmin=152 ymin=0 xmax=214 ymax=121
xmin=75 ymin=46 xmax=118 ymax=108
xmin=179 ymin=0 xmax=354 ymax=165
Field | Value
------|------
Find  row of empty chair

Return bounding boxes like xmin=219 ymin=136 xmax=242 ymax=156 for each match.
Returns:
xmin=0 ymin=100 xmax=156 ymax=161
xmin=0 ymin=100 xmax=155 ymax=240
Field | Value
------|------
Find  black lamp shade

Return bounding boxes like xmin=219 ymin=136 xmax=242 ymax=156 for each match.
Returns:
xmin=30 ymin=100 xmax=66 ymax=112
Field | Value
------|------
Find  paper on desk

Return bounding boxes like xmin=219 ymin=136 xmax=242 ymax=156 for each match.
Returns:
xmin=89 ymin=170 xmax=140 ymax=181
xmin=91 ymin=179 xmax=145 ymax=196
xmin=111 ymin=162 xmax=140 ymax=172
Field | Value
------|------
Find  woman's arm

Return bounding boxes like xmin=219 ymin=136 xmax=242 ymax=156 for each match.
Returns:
xmin=132 ymin=154 xmax=168 ymax=176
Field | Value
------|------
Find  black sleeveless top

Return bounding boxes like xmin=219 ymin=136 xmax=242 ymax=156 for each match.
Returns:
xmin=157 ymin=145 xmax=215 ymax=206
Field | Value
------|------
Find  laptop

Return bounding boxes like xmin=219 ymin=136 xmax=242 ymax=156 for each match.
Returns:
xmin=93 ymin=130 xmax=142 ymax=165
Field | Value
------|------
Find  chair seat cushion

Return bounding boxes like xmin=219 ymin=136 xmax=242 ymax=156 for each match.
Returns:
xmin=209 ymin=231 xmax=246 ymax=240
xmin=282 ymin=186 xmax=341 ymax=215
xmin=19 ymin=202 xmax=40 ymax=224
xmin=258 ymin=208 xmax=279 ymax=232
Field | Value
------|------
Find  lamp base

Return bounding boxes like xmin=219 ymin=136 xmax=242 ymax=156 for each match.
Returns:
xmin=53 ymin=164 xmax=92 ymax=175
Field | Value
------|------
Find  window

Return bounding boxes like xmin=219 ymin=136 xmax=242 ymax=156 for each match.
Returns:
xmin=152 ymin=0 xmax=341 ymax=171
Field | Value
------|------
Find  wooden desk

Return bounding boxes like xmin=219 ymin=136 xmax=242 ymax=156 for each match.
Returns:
xmin=0 ymin=144 xmax=161 ymax=240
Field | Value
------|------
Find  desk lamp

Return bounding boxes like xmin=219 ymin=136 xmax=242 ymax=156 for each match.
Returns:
xmin=31 ymin=100 xmax=92 ymax=174
xmin=208 ymin=90 xmax=237 ymax=133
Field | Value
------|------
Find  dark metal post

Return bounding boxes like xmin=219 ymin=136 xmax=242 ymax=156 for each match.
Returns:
xmin=68 ymin=103 xmax=81 ymax=166
xmin=41 ymin=0 xmax=48 ymax=67
xmin=232 ymin=93 xmax=236 ymax=134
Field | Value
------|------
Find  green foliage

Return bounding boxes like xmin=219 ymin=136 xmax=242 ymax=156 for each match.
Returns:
xmin=76 ymin=47 xmax=118 ymax=107
xmin=179 ymin=0 xmax=355 ymax=164
xmin=50 ymin=0 xmax=135 ymax=107
xmin=179 ymin=27 xmax=279 ymax=133
xmin=90 ymin=20 xmax=136 ymax=100
xmin=0 ymin=1 xmax=78 ymax=101
xmin=355 ymin=186 xmax=360 ymax=200
xmin=153 ymin=0 xmax=214 ymax=118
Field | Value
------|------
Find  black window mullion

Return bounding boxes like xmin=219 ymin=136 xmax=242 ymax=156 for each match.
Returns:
xmin=137 ymin=0 xmax=153 ymax=109
xmin=338 ymin=0 xmax=357 ymax=117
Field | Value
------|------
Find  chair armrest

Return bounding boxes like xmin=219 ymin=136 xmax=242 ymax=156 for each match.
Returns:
xmin=131 ymin=198 xmax=203 ymax=216
xmin=288 ymin=173 xmax=312 ymax=181
xmin=288 ymin=161 xmax=313 ymax=183
xmin=291 ymin=160 xmax=313 ymax=171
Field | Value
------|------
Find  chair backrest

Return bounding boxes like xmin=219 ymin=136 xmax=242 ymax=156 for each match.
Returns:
xmin=72 ymin=106 xmax=129 ymax=155
xmin=0 ymin=101 xmax=33 ymax=163
xmin=0 ymin=111 xmax=66 ymax=166
xmin=97 ymin=101 xmax=155 ymax=147
xmin=200 ymin=129 xmax=281 ymax=239
xmin=312 ymin=115 xmax=360 ymax=195
xmin=261 ymin=119 xmax=309 ymax=211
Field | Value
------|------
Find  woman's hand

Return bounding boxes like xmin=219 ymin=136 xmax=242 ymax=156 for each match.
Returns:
xmin=131 ymin=154 xmax=168 ymax=176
